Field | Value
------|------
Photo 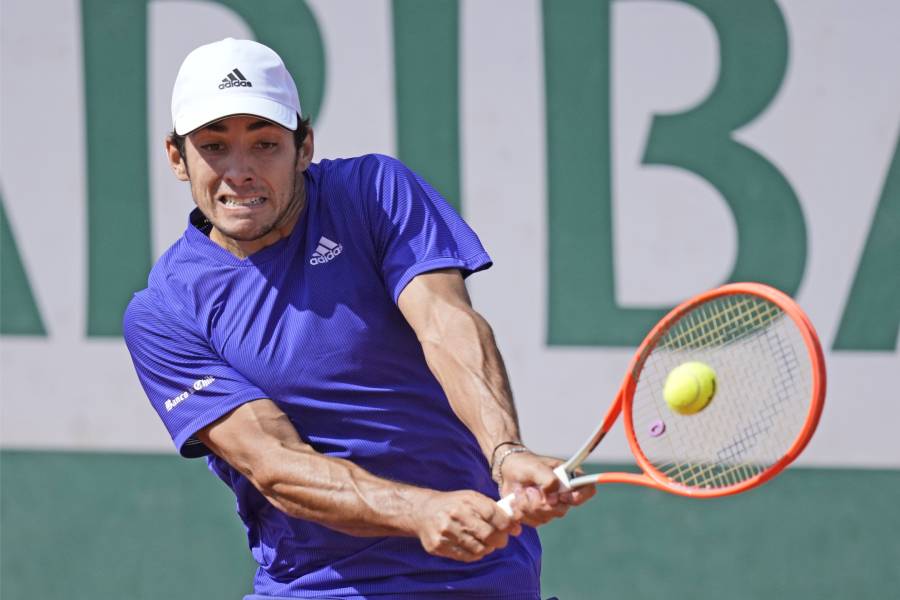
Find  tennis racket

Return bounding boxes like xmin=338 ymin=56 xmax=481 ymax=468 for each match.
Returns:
xmin=498 ymin=282 xmax=825 ymax=514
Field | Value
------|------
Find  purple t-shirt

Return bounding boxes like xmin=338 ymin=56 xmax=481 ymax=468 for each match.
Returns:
xmin=123 ymin=154 xmax=541 ymax=599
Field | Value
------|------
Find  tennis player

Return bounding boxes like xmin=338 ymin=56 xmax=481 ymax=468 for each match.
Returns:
xmin=123 ymin=38 xmax=593 ymax=599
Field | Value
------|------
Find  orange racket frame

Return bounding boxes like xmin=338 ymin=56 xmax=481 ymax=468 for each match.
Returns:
xmin=498 ymin=282 xmax=826 ymax=514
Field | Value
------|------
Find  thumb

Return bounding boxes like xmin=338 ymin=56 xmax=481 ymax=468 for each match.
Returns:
xmin=517 ymin=455 xmax=563 ymax=492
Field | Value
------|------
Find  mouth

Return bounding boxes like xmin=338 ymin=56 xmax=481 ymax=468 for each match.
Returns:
xmin=218 ymin=196 xmax=267 ymax=209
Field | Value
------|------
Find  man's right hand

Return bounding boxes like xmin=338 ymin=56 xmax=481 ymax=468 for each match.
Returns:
xmin=413 ymin=490 xmax=523 ymax=563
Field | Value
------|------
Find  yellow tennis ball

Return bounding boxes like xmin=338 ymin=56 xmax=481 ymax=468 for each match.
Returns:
xmin=663 ymin=362 xmax=717 ymax=415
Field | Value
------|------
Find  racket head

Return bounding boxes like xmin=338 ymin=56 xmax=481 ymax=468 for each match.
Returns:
xmin=620 ymin=282 xmax=825 ymax=498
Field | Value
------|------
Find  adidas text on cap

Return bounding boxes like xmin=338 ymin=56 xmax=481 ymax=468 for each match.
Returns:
xmin=171 ymin=38 xmax=302 ymax=135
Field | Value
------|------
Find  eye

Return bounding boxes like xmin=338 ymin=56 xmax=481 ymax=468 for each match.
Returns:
xmin=256 ymin=141 xmax=278 ymax=150
xmin=200 ymin=142 xmax=224 ymax=152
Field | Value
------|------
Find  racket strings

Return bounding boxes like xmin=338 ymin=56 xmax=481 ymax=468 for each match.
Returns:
xmin=631 ymin=294 xmax=811 ymax=491
xmin=655 ymin=295 xmax=782 ymax=352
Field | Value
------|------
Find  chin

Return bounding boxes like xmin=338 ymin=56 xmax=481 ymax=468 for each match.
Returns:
xmin=213 ymin=220 xmax=273 ymax=242
xmin=227 ymin=227 xmax=275 ymax=243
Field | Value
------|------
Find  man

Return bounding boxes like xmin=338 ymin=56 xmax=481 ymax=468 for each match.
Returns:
xmin=124 ymin=38 xmax=593 ymax=599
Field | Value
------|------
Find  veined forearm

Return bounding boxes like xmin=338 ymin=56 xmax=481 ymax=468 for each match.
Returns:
xmin=198 ymin=397 xmax=521 ymax=560
xmin=199 ymin=402 xmax=430 ymax=538
xmin=257 ymin=444 xmax=525 ymax=563
xmin=257 ymin=445 xmax=429 ymax=537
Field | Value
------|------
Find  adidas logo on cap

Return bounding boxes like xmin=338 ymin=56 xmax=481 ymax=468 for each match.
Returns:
xmin=218 ymin=67 xmax=253 ymax=89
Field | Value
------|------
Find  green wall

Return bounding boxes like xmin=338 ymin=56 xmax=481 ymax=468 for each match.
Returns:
xmin=2 ymin=451 xmax=898 ymax=599
xmin=1 ymin=452 xmax=254 ymax=598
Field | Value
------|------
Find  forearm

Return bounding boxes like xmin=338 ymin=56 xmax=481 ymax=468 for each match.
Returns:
xmin=417 ymin=301 xmax=522 ymax=462
xmin=257 ymin=439 xmax=522 ymax=563
xmin=257 ymin=442 xmax=430 ymax=537
xmin=199 ymin=400 xmax=429 ymax=538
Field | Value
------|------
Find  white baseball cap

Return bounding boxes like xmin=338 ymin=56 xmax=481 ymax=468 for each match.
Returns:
xmin=171 ymin=38 xmax=302 ymax=135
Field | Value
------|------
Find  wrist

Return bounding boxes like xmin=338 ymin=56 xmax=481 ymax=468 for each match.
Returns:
xmin=492 ymin=446 xmax=529 ymax=487
xmin=394 ymin=486 xmax=436 ymax=537
xmin=489 ymin=440 xmax=525 ymax=472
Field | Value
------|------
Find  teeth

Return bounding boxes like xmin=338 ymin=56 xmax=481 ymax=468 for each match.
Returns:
xmin=223 ymin=197 xmax=264 ymax=207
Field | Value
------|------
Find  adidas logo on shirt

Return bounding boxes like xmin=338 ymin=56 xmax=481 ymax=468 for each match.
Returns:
xmin=309 ymin=236 xmax=343 ymax=265
xmin=218 ymin=68 xmax=253 ymax=89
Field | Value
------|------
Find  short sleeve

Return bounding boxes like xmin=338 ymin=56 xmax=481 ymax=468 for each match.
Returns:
xmin=123 ymin=293 xmax=269 ymax=458
xmin=362 ymin=155 xmax=492 ymax=302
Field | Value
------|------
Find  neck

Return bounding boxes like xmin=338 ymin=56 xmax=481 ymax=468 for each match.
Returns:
xmin=210 ymin=207 xmax=303 ymax=259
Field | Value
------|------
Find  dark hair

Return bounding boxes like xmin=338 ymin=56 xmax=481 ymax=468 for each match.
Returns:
xmin=170 ymin=114 xmax=311 ymax=163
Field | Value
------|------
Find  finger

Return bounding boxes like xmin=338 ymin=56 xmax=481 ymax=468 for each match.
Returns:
xmin=464 ymin=515 xmax=498 ymax=545
xmin=525 ymin=486 xmax=544 ymax=509
xmin=493 ymin=491 xmax=525 ymax=536
xmin=451 ymin=503 xmax=500 ymax=548
xmin=508 ymin=488 xmax=529 ymax=525
xmin=468 ymin=506 xmax=512 ymax=550
xmin=559 ymin=485 xmax=597 ymax=506
xmin=482 ymin=528 xmax=511 ymax=551
xmin=455 ymin=531 xmax=489 ymax=556
xmin=505 ymin=454 xmax=561 ymax=491
xmin=516 ymin=487 xmax=573 ymax=527
xmin=444 ymin=544 xmax=481 ymax=563
xmin=534 ymin=499 xmax=570 ymax=522
xmin=514 ymin=489 xmax=546 ymax=528
xmin=573 ymin=485 xmax=597 ymax=504
xmin=531 ymin=461 xmax=562 ymax=492
xmin=542 ymin=456 xmax=565 ymax=469
xmin=508 ymin=520 xmax=523 ymax=537
xmin=478 ymin=496 xmax=517 ymax=533
xmin=502 ymin=487 xmax=533 ymax=518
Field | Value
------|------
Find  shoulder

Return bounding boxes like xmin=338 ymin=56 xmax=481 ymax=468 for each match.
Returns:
xmin=311 ymin=154 xmax=415 ymax=190
xmin=123 ymin=282 xmax=210 ymax=360
xmin=122 ymin=287 xmax=168 ymax=351
xmin=150 ymin=241 xmax=195 ymax=307
xmin=308 ymin=155 xmax=421 ymax=228
xmin=123 ymin=236 xmax=203 ymax=343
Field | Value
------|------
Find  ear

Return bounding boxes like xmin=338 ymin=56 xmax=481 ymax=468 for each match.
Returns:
xmin=165 ymin=136 xmax=190 ymax=181
xmin=296 ymin=127 xmax=315 ymax=172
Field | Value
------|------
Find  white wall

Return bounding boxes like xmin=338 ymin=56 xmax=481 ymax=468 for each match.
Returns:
xmin=1 ymin=0 xmax=897 ymax=467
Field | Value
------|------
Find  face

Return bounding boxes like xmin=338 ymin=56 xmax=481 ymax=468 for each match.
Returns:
xmin=166 ymin=115 xmax=314 ymax=257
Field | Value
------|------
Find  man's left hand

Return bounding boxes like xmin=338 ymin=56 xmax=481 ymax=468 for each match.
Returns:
xmin=497 ymin=451 xmax=596 ymax=527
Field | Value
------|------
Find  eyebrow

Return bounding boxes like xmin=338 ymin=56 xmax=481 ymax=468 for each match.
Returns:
xmin=200 ymin=119 xmax=277 ymax=133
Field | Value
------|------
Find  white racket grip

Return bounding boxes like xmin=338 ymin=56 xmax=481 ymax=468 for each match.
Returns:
xmin=496 ymin=464 xmax=575 ymax=516
xmin=497 ymin=493 xmax=515 ymax=516
xmin=553 ymin=464 xmax=575 ymax=490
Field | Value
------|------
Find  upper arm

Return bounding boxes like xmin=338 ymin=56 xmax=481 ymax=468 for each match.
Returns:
xmin=397 ymin=269 xmax=476 ymax=339
xmin=122 ymin=294 xmax=270 ymax=457
xmin=359 ymin=155 xmax=492 ymax=304
xmin=397 ymin=271 xmax=517 ymax=461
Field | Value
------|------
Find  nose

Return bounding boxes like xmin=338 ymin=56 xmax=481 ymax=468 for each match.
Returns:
xmin=222 ymin=147 xmax=255 ymax=187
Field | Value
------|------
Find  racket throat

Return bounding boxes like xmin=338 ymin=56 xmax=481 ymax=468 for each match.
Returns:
xmin=553 ymin=464 xmax=576 ymax=490
xmin=554 ymin=429 xmax=609 ymax=490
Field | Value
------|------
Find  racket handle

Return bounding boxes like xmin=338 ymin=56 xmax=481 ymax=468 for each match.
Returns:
xmin=553 ymin=464 xmax=575 ymax=490
xmin=497 ymin=493 xmax=515 ymax=516
xmin=496 ymin=466 xmax=573 ymax=516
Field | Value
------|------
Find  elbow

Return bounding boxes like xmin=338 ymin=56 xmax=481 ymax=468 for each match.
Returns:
xmin=426 ymin=303 xmax=493 ymax=347
xmin=457 ymin=306 xmax=498 ymax=351
xmin=250 ymin=463 xmax=307 ymax=518
xmin=470 ymin=309 xmax=496 ymax=341
xmin=232 ymin=450 xmax=291 ymax=505
xmin=250 ymin=463 xmax=282 ymax=497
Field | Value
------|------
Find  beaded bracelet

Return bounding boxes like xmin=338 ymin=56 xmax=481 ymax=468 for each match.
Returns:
xmin=493 ymin=446 xmax=529 ymax=487
xmin=489 ymin=440 xmax=525 ymax=471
